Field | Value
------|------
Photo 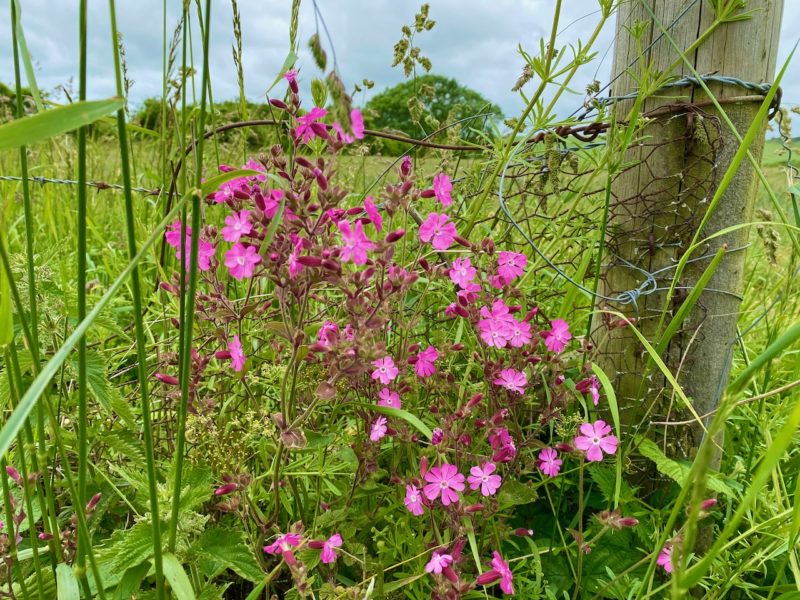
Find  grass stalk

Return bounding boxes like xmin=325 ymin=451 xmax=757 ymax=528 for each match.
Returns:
xmin=169 ymin=0 xmax=213 ymax=552
xmin=107 ymin=0 xmax=166 ymax=596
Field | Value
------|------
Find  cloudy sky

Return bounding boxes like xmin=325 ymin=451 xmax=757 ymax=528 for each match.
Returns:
xmin=1 ymin=1 xmax=798 ymax=133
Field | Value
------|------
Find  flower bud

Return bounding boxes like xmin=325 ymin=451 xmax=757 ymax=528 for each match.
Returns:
xmin=419 ymin=456 xmax=428 ymax=478
xmin=400 ymin=156 xmax=412 ymax=176
xmin=408 ymin=343 xmax=420 ymax=353
xmin=467 ymin=393 xmax=483 ymax=408
xmin=454 ymin=235 xmax=471 ymax=248
xmin=307 ymin=540 xmax=325 ymax=550
xmin=465 ymin=503 xmax=484 ymax=513
xmin=5 ymin=466 xmax=22 ymax=486
xmin=297 ymin=256 xmax=323 ymax=267
xmin=154 ymin=373 xmax=179 ymax=386
xmin=38 ymin=532 xmax=54 ymax=541
xmin=215 ymin=483 xmax=238 ymax=496
xmin=85 ymin=493 xmax=102 ymax=513
xmin=401 ymin=180 xmax=414 ymax=195
xmin=514 ymin=528 xmax=534 ymax=537
xmin=475 ymin=570 xmax=501 ymax=586
xmin=431 ymin=428 xmax=444 ymax=445
xmin=321 ymin=259 xmax=341 ymax=273
xmin=420 ymin=188 xmax=435 ymax=198
xmin=385 ymin=229 xmax=405 ymax=243
xmin=269 ymin=98 xmax=288 ymax=110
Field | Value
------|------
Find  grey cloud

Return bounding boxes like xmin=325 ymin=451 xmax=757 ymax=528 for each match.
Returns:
xmin=0 ymin=0 xmax=797 ymax=134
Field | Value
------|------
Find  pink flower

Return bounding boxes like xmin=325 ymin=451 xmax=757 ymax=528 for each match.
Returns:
xmin=242 ymin=158 xmax=267 ymax=182
xmin=295 ymin=107 xmax=327 ymax=144
xmin=477 ymin=300 xmax=516 ymax=348
xmin=425 ymin=552 xmax=454 ymax=574
xmin=492 ymin=552 xmax=514 ymax=594
xmin=378 ymin=388 xmax=401 ymax=409
xmin=432 ymin=173 xmax=453 ymax=207
xmin=229 ymin=335 xmax=245 ymax=372
xmin=419 ymin=213 xmax=458 ymax=250
xmin=284 ymin=69 xmax=298 ymax=86
xmin=537 ymin=448 xmax=562 ymax=477
xmin=317 ymin=321 xmax=339 ymax=348
xmin=264 ymin=532 xmax=301 ymax=555
xmin=493 ymin=368 xmax=527 ymax=394
xmin=287 ymin=241 xmax=303 ymax=280
xmin=423 ymin=463 xmax=465 ymax=506
xmin=211 ymin=179 xmax=246 ymax=204
xmin=351 ymin=109 xmax=365 ymax=139
xmin=169 ymin=222 xmax=215 ymax=272
xmin=320 ymin=533 xmax=342 ymax=564
xmin=508 ymin=319 xmax=531 ymax=348
xmin=371 ymin=356 xmax=399 ymax=385
xmin=543 ymin=319 xmax=572 ymax=353
xmin=338 ymin=220 xmax=376 ymax=266
xmin=415 ymin=345 xmax=438 ymax=378
xmin=657 ymin=545 xmax=673 ymax=573
xmin=165 ymin=220 xmax=189 ymax=248
xmin=224 ymin=243 xmax=262 ymax=279
xmin=449 ymin=257 xmax=476 ymax=288
xmin=221 ymin=210 xmax=252 ymax=242
xmin=576 ymin=375 xmax=601 ymax=406
xmin=332 ymin=109 xmax=366 ymax=144
xmin=431 ymin=427 xmax=444 ymax=445
xmin=457 ymin=281 xmax=481 ymax=305
xmin=574 ymin=420 xmax=618 ymax=462
xmin=468 ymin=462 xmax=502 ymax=496
xmin=404 ymin=484 xmax=425 ymax=516
xmin=363 ymin=196 xmax=382 ymax=231
xmin=489 ymin=428 xmax=517 ymax=463
xmin=370 ymin=416 xmax=388 ymax=442
xmin=263 ymin=189 xmax=284 ymax=219
xmin=497 ymin=251 xmax=527 ymax=282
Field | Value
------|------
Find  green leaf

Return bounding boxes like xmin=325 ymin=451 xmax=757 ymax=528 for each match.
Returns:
xmin=360 ymin=404 xmax=432 ymax=440
xmin=192 ymin=527 xmax=263 ymax=583
xmin=70 ymin=351 xmax=135 ymax=427
xmin=162 ymin=553 xmax=195 ymax=600
xmin=497 ymin=479 xmax=539 ymax=508
xmin=99 ymin=521 xmax=155 ymax=575
xmin=636 ymin=437 xmax=734 ymax=497
xmin=55 ymin=563 xmax=80 ymax=600
xmin=265 ymin=50 xmax=298 ymax=93
xmin=113 ymin=561 xmax=150 ymax=600
xmin=0 ymin=98 xmax=124 ymax=150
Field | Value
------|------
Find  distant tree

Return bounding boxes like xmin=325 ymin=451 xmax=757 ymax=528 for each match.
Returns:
xmin=364 ymin=74 xmax=501 ymax=153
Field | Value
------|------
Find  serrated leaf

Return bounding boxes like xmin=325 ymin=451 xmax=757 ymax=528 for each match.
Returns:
xmin=99 ymin=521 xmax=155 ymax=574
xmin=162 ymin=553 xmax=195 ymax=600
xmin=56 ymin=563 xmax=80 ymax=600
xmin=497 ymin=479 xmax=538 ymax=508
xmin=636 ymin=437 xmax=734 ymax=496
xmin=72 ymin=351 xmax=135 ymax=427
xmin=0 ymin=98 xmax=124 ymax=150
xmin=192 ymin=527 xmax=263 ymax=583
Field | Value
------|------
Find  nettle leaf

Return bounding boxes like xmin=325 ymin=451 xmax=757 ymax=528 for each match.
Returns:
xmin=99 ymin=521 xmax=156 ymax=574
xmin=104 ymin=430 xmax=146 ymax=464
xmin=497 ymin=480 xmax=538 ymax=508
xmin=588 ymin=465 xmax=637 ymax=504
xmin=636 ymin=437 xmax=735 ymax=497
xmin=81 ymin=350 xmax=136 ymax=427
xmin=192 ymin=527 xmax=263 ymax=583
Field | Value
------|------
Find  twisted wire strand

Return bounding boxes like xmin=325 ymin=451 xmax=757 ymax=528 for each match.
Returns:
xmin=496 ymin=118 xmax=749 ymax=310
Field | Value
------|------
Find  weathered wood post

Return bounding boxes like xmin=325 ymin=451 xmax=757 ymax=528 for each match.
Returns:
xmin=594 ymin=0 xmax=784 ymax=472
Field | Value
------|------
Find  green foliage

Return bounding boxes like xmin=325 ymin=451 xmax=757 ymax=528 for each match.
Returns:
xmin=364 ymin=74 xmax=501 ymax=151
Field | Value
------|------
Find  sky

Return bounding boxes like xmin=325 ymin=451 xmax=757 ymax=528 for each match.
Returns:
xmin=1 ymin=1 xmax=799 ymax=134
